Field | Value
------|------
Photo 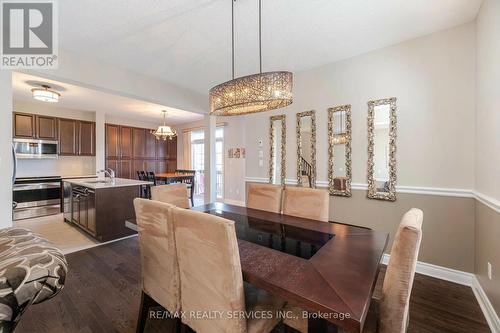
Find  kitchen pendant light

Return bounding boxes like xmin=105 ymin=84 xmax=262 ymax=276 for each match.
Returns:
xmin=209 ymin=0 xmax=293 ymax=116
xmin=32 ymin=85 xmax=60 ymax=103
xmin=151 ymin=110 xmax=177 ymax=141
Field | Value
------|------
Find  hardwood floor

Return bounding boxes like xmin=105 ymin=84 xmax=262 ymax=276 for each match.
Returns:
xmin=17 ymin=238 xmax=491 ymax=333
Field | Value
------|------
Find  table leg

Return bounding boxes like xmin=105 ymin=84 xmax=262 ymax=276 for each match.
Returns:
xmin=307 ymin=317 xmax=338 ymax=333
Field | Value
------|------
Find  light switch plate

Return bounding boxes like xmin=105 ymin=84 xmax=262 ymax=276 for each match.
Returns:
xmin=488 ymin=262 xmax=493 ymax=280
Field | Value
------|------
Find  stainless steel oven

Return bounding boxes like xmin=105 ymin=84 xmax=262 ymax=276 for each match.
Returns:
xmin=13 ymin=139 xmax=58 ymax=159
xmin=13 ymin=176 xmax=62 ymax=220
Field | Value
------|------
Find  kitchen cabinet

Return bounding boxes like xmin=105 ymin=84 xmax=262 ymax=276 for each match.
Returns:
xmin=78 ymin=121 xmax=95 ymax=156
xmin=156 ymin=160 xmax=167 ymax=174
xmin=119 ymin=160 xmax=132 ymax=179
xmin=144 ymin=160 xmax=156 ymax=173
xmin=63 ymin=181 xmax=140 ymax=241
xmin=145 ymin=131 xmax=156 ymax=158
xmin=13 ymin=113 xmax=36 ymax=138
xmin=120 ymin=126 xmax=133 ymax=159
xmin=36 ymin=115 xmax=58 ymax=140
xmin=106 ymin=124 xmax=120 ymax=158
xmin=58 ymin=118 xmax=78 ymax=155
xmin=132 ymin=128 xmax=146 ymax=158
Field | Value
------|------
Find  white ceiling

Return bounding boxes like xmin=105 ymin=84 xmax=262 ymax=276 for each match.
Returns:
xmin=12 ymin=72 xmax=203 ymax=125
xmin=58 ymin=0 xmax=482 ymax=94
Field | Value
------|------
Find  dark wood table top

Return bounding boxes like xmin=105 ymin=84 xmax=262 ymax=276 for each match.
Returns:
xmin=154 ymin=173 xmax=194 ymax=179
xmin=191 ymin=203 xmax=389 ymax=332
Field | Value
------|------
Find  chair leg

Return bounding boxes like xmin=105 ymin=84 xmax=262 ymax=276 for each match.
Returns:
xmin=136 ymin=291 xmax=155 ymax=333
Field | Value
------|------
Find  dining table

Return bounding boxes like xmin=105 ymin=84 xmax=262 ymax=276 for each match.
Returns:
xmin=127 ymin=202 xmax=388 ymax=333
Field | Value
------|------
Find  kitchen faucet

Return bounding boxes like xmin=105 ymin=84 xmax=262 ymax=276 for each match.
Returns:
xmin=98 ymin=168 xmax=115 ymax=180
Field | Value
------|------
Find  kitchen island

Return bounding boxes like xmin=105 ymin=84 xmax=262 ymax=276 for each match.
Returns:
xmin=63 ymin=178 xmax=152 ymax=241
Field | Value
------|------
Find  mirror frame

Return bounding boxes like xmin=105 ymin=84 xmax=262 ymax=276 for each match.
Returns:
xmin=296 ymin=110 xmax=317 ymax=188
xmin=367 ymin=97 xmax=397 ymax=201
xmin=268 ymin=114 xmax=286 ymax=185
xmin=328 ymin=104 xmax=352 ymax=197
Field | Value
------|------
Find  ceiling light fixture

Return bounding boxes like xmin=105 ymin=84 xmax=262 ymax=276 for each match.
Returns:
xmin=31 ymin=85 xmax=60 ymax=103
xmin=209 ymin=0 xmax=293 ymax=116
xmin=151 ymin=110 xmax=177 ymax=141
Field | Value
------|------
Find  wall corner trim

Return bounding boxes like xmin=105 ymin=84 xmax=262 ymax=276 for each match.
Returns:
xmin=474 ymin=190 xmax=500 ymax=213
xmin=381 ymin=254 xmax=500 ymax=333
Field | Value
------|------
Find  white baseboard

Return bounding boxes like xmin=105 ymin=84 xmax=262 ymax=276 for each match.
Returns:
xmin=381 ymin=254 xmax=500 ymax=332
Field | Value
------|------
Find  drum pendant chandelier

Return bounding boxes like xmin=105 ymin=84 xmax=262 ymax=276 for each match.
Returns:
xmin=209 ymin=0 xmax=293 ymax=116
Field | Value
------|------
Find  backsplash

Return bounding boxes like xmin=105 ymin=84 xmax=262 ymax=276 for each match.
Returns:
xmin=16 ymin=156 xmax=96 ymax=178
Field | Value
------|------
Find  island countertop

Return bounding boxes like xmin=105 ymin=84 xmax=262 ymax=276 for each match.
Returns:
xmin=63 ymin=177 xmax=153 ymax=190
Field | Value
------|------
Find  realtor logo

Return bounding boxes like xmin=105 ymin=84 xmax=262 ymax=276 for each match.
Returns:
xmin=1 ymin=0 xmax=58 ymax=69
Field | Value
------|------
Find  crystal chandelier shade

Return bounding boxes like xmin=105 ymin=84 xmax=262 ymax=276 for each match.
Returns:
xmin=209 ymin=71 xmax=293 ymax=116
xmin=151 ymin=111 xmax=177 ymax=141
xmin=209 ymin=0 xmax=293 ymax=116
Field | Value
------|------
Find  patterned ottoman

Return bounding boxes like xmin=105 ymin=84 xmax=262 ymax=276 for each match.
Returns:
xmin=0 ymin=228 xmax=68 ymax=332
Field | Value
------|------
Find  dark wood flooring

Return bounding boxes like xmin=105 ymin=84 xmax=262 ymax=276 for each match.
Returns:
xmin=17 ymin=238 xmax=490 ymax=333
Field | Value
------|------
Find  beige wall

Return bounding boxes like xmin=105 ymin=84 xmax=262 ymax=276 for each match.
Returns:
xmin=245 ymin=23 xmax=476 ymax=189
xmin=474 ymin=0 xmax=500 ymax=317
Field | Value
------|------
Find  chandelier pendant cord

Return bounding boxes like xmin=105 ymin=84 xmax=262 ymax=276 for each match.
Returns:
xmin=231 ymin=0 xmax=263 ymax=78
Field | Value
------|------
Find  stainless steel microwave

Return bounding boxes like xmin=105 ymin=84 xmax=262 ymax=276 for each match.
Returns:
xmin=13 ymin=139 xmax=58 ymax=159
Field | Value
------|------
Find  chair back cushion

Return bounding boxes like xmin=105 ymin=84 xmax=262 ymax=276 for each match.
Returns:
xmin=247 ymin=183 xmax=283 ymax=213
xmin=133 ymin=198 xmax=180 ymax=313
xmin=282 ymin=187 xmax=329 ymax=222
xmin=379 ymin=208 xmax=423 ymax=333
xmin=173 ymin=208 xmax=247 ymax=333
xmin=151 ymin=183 xmax=190 ymax=209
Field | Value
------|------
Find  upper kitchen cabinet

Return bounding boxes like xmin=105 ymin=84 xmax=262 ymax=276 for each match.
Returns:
xmin=106 ymin=124 xmax=120 ymax=158
xmin=58 ymin=118 xmax=78 ymax=155
xmin=14 ymin=112 xmax=57 ymax=140
xmin=156 ymin=138 xmax=168 ymax=159
xmin=59 ymin=118 xmax=95 ymax=156
xmin=36 ymin=115 xmax=58 ymax=140
xmin=145 ymin=131 xmax=157 ymax=159
xmin=132 ymin=128 xmax=146 ymax=158
xmin=120 ymin=126 xmax=133 ymax=159
xmin=78 ymin=121 xmax=95 ymax=156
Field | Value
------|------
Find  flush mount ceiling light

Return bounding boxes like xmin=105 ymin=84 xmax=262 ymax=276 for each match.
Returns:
xmin=151 ymin=110 xmax=177 ymax=141
xmin=31 ymin=85 xmax=60 ymax=103
xmin=209 ymin=0 xmax=293 ymax=116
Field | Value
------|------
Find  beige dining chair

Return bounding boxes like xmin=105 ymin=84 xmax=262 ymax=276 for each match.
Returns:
xmin=282 ymin=187 xmax=330 ymax=222
xmin=151 ymin=183 xmax=190 ymax=209
xmin=247 ymin=183 xmax=283 ymax=213
xmin=133 ymin=198 xmax=181 ymax=333
xmin=172 ymin=207 xmax=286 ymax=333
xmin=285 ymin=208 xmax=424 ymax=333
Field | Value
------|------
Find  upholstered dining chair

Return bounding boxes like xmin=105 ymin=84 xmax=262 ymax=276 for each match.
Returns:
xmin=247 ymin=183 xmax=283 ymax=213
xmin=172 ymin=208 xmax=286 ymax=333
xmin=284 ymin=208 xmax=424 ymax=333
xmin=282 ymin=187 xmax=329 ymax=222
xmin=151 ymin=183 xmax=190 ymax=209
xmin=133 ymin=198 xmax=181 ymax=333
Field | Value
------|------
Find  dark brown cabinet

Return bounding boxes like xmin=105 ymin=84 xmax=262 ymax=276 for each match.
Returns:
xmin=14 ymin=112 xmax=57 ymax=140
xmin=13 ymin=112 xmax=95 ymax=156
xmin=13 ymin=113 xmax=36 ymax=138
xmin=105 ymin=124 xmax=177 ymax=180
xmin=132 ymin=128 xmax=146 ymax=158
xmin=78 ymin=121 xmax=95 ymax=156
xmin=58 ymin=118 xmax=78 ymax=155
xmin=120 ymin=126 xmax=133 ymax=159
xmin=105 ymin=124 xmax=120 ymax=159
xmin=36 ymin=115 xmax=58 ymax=140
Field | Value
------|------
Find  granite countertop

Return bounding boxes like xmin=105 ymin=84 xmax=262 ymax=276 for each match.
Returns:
xmin=63 ymin=177 xmax=153 ymax=190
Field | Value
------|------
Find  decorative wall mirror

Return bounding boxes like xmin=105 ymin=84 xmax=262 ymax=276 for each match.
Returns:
xmin=296 ymin=111 xmax=316 ymax=188
xmin=269 ymin=115 xmax=286 ymax=185
xmin=367 ymin=97 xmax=397 ymax=201
xmin=328 ymin=105 xmax=352 ymax=197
